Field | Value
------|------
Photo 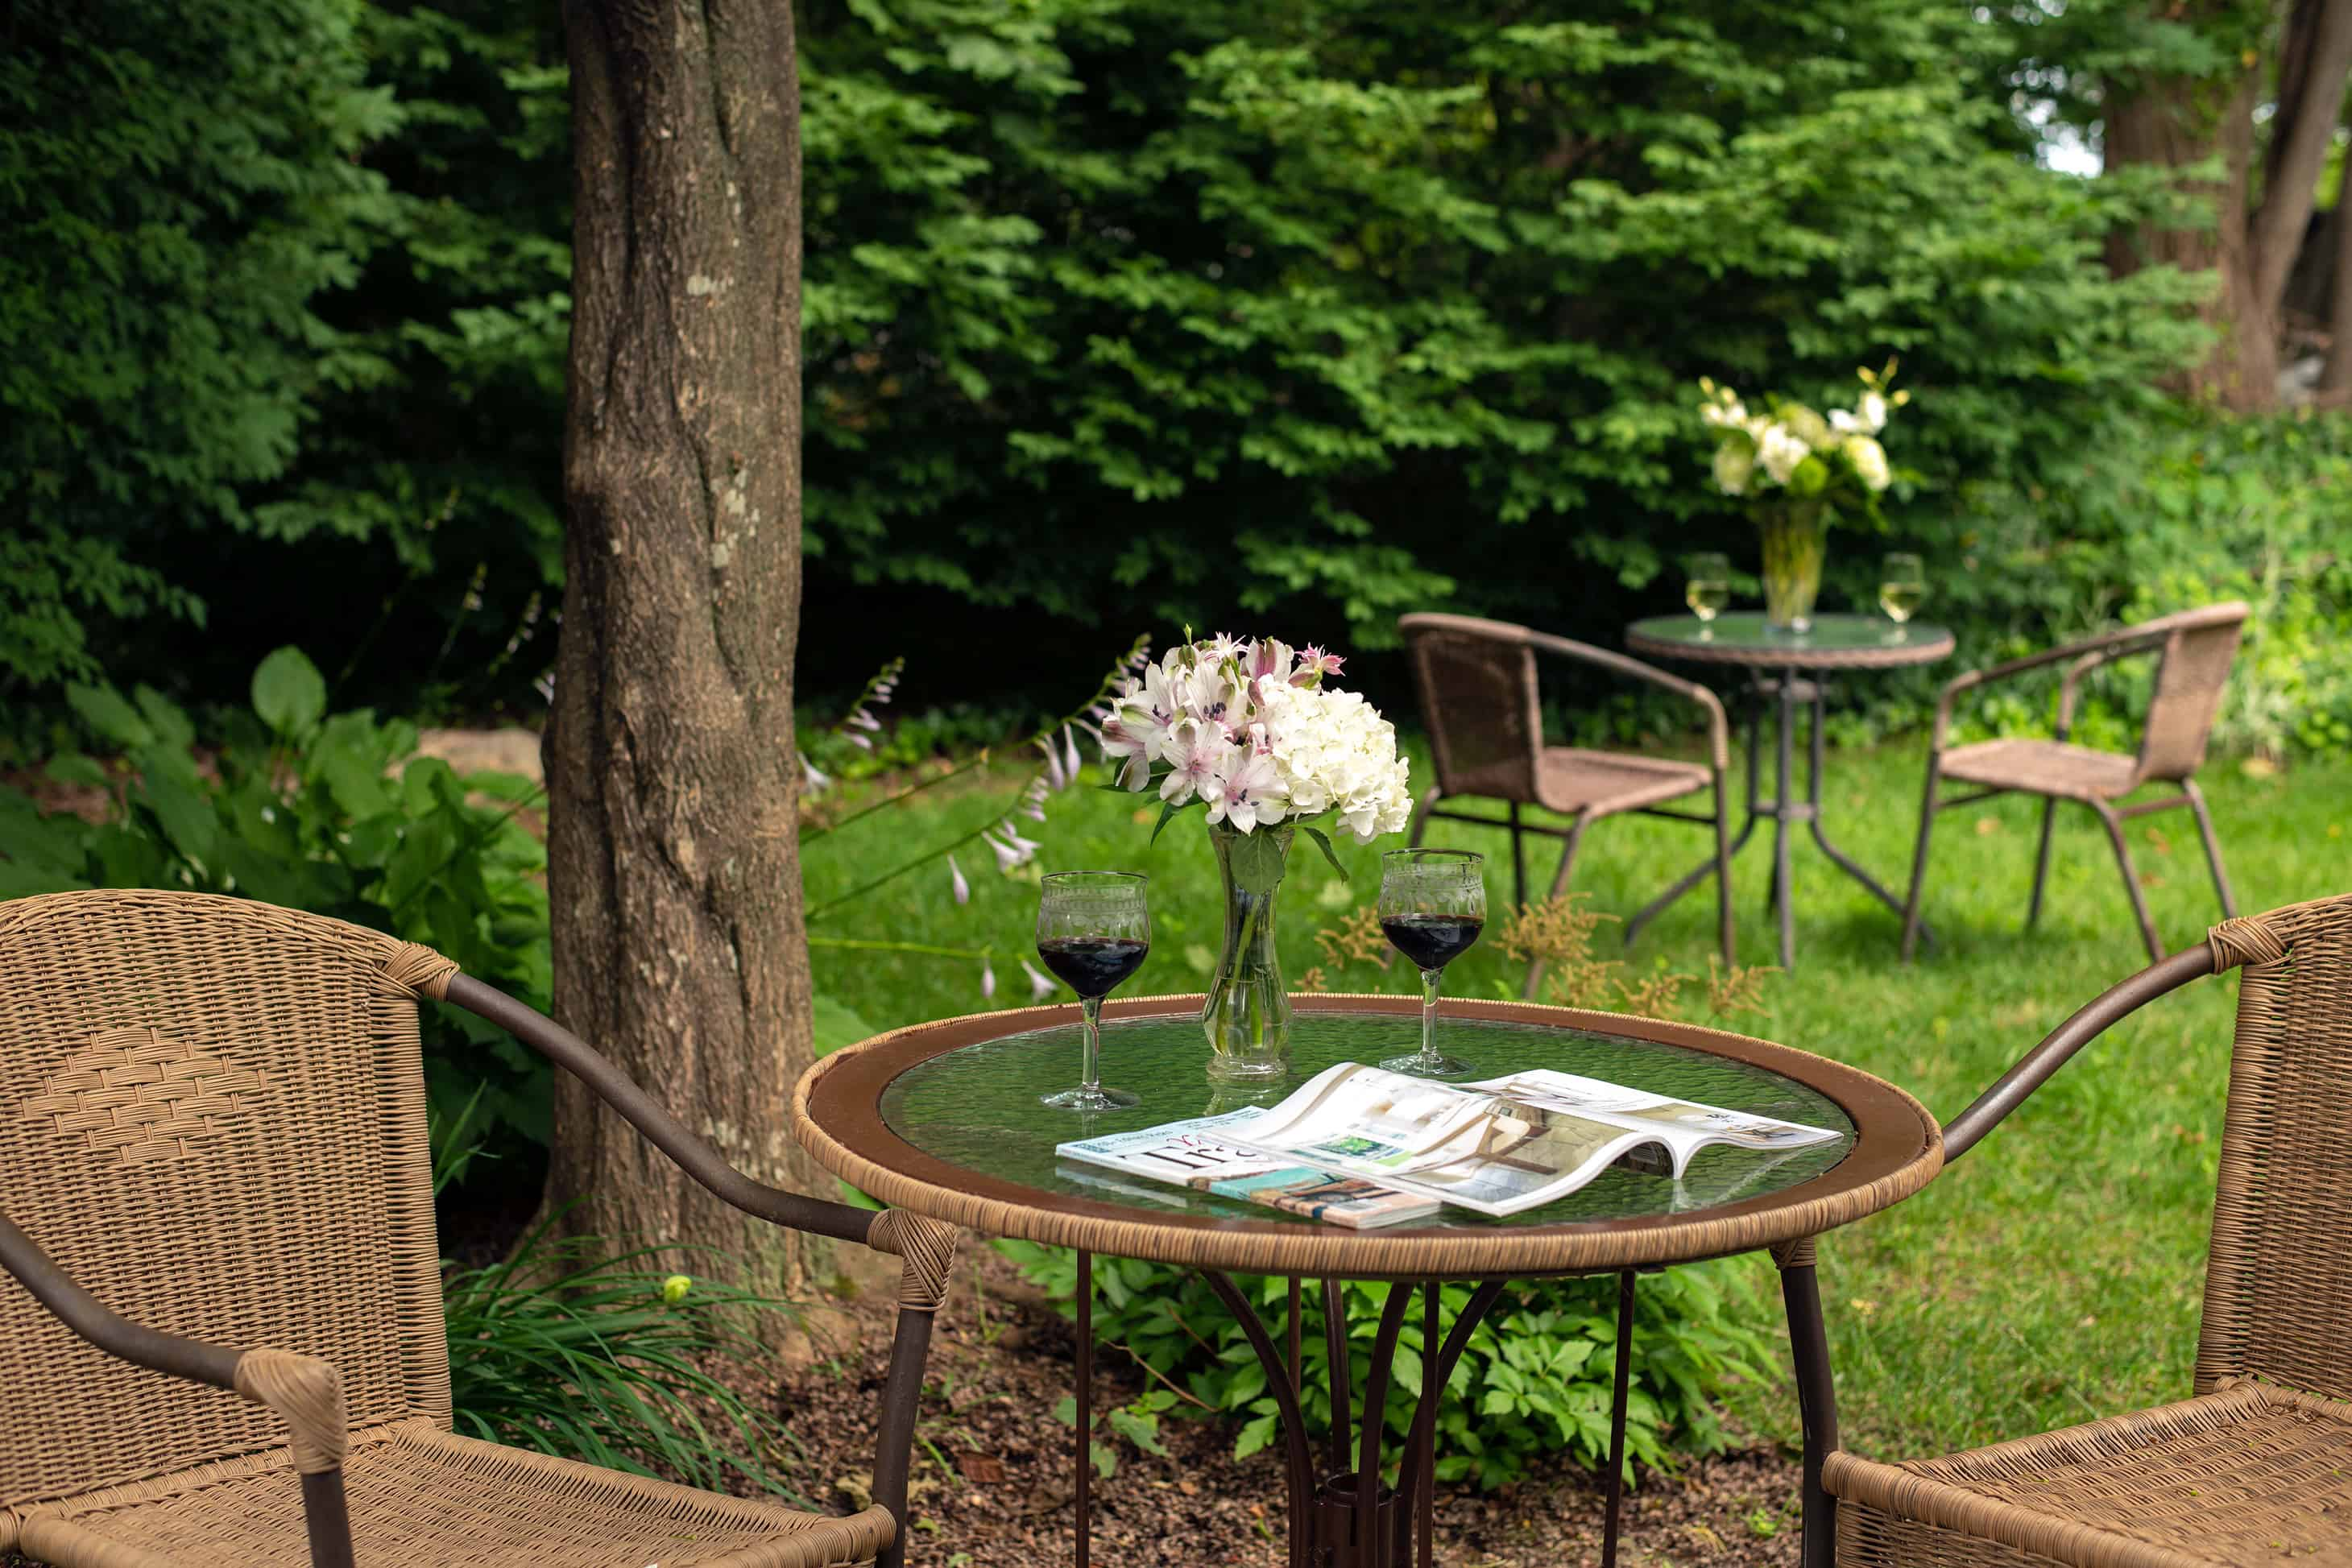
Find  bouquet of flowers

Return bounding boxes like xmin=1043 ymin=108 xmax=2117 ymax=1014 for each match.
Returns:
xmin=1698 ymin=361 xmax=1905 ymax=515
xmin=1098 ymin=634 xmax=1414 ymax=867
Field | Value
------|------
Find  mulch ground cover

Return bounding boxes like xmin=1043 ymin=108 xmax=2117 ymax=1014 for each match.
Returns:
xmin=773 ymin=1247 xmax=1805 ymax=1567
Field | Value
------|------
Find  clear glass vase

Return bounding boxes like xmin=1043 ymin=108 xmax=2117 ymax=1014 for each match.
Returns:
xmin=1758 ymin=502 xmax=1831 ymax=633
xmin=1201 ymin=820 xmax=1294 ymax=1082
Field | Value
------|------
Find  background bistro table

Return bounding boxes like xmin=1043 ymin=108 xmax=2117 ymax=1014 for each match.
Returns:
xmin=1625 ymin=612 xmax=1957 ymax=967
xmin=793 ymin=994 xmax=1942 ymax=1568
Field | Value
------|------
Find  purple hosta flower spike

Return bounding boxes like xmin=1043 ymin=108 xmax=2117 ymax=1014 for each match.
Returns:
xmin=1036 ymin=736 xmax=1067 ymax=792
xmin=948 ymin=854 xmax=970 ymax=906
xmin=1002 ymin=825 xmax=1042 ymax=863
xmin=1062 ymin=723 xmax=1083 ymax=787
xmin=846 ymin=731 xmax=872 ymax=751
xmin=801 ymin=753 xmax=832 ymax=794
xmin=848 ymin=709 xmax=881 ymax=731
xmin=1021 ymin=958 xmax=1056 ymax=1001
xmin=980 ymin=956 xmax=996 ymax=1000
xmin=986 ymin=831 xmax=1025 ymax=875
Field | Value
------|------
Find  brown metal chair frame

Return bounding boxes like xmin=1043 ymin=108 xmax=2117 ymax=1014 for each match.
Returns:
xmin=1399 ymin=614 xmax=1735 ymax=986
xmin=1822 ymin=895 xmax=2352 ymax=1567
xmin=1899 ymin=604 xmax=2247 ymax=965
xmin=0 ymin=892 xmax=957 ymax=1568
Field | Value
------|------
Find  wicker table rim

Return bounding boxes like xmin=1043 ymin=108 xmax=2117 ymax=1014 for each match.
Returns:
xmin=789 ymin=992 xmax=1944 ymax=1280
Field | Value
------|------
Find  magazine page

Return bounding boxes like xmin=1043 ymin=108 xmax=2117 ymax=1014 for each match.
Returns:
xmin=1468 ymin=1069 xmax=1841 ymax=1178
xmin=1222 ymin=1062 xmax=1667 ymax=1217
xmin=1055 ymin=1109 xmax=1291 ymax=1189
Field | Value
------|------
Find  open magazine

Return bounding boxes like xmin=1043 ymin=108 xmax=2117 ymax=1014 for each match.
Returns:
xmin=1056 ymin=1063 xmax=1840 ymax=1221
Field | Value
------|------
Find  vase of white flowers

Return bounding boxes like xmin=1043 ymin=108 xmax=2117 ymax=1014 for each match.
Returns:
xmin=1700 ymin=362 xmax=1906 ymax=634
xmin=1099 ymin=633 xmax=1414 ymax=1082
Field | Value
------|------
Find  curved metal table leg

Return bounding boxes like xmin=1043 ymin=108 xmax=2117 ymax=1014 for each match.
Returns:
xmin=1777 ymin=1242 xmax=1840 ymax=1568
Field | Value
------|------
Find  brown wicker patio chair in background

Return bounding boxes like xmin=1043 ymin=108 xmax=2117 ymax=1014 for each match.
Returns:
xmin=1899 ymin=602 xmax=2248 ymax=965
xmin=1399 ymin=612 xmax=1734 ymax=980
xmin=1827 ymin=890 xmax=2352 ymax=1566
xmin=0 ymin=888 xmax=959 ymax=1568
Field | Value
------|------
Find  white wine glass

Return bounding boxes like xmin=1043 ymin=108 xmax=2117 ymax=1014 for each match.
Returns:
xmin=1375 ymin=849 xmax=1486 ymax=1079
xmin=1880 ymin=552 xmax=1925 ymax=642
xmin=1686 ymin=552 xmax=1731 ymax=640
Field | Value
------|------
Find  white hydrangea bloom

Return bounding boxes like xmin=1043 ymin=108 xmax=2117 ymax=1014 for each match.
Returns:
xmin=1712 ymin=441 xmax=1754 ymax=496
xmin=1253 ymin=682 xmax=1414 ymax=842
xmin=1757 ymin=423 xmax=1810 ymax=486
xmin=1844 ymin=434 xmax=1890 ymax=491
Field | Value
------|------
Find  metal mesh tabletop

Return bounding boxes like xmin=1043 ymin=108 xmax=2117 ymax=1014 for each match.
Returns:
xmin=1627 ymin=613 xmax=1954 ymax=670
xmin=794 ymin=995 xmax=1943 ymax=1279
xmin=880 ymin=1009 xmax=1853 ymax=1229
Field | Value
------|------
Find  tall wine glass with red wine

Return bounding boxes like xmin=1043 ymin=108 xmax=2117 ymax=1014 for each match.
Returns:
xmin=1037 ymin=871 xmax=1151 ymax=1110
xmin=1376 ymin=849 xmax=1485 ymax=1078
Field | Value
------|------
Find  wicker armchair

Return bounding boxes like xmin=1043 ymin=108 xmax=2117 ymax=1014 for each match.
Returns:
xmin=1829 ymin=892 xmax=2352 ymax=1568
xmin=0 ymin=889 xmax=958 ymax=1568
xmin=1899 ymin=602 xmax=2248 ymax=964
xmin=1399 ymin=613 xmax=1734 ymax=977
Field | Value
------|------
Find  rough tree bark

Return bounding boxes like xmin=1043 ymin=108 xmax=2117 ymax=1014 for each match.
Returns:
xmin=2105 ymin=0 xmax=2352 ymax=408
xmin=545 ymin=0 xmax=822 ymax=1293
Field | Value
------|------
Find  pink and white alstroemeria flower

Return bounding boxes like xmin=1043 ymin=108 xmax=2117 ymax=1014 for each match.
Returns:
xmin=1159 ymin=720 xmax=1223 ymax=805
xmin=1203 ymin=747 xmax=1287 ymax=834
xmin=1293 ymin=646 xmax=1344 ymax=685
xmin=1246 ymin=638 xmax=1295 ymax=686
xmin=1098 ymin=714 xmax=1153 ymax=791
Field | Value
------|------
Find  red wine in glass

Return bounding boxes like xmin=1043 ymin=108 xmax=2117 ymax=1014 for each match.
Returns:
xmin=1036 ymin=937 xmax=1149 ymax=999
xmin=1375 ymin=849 xmax=1486 ymax=1078
xmin=1037 ymin=871 xmax=1150 ymax=1111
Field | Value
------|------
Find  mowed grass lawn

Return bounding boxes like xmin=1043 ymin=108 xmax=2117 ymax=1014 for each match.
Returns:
xmin=802 ymin=734 xmax=2349 ymax=1466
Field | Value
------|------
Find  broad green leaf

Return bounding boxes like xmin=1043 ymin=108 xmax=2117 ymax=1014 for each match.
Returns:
xmin=251 ymin=647 xmax=327 ymax=736
xmin=66 ymin=684 xmax=153 ymax=748
xmin=43 ymin=753 xmax=109 ymax=790
xmin=1224 ymin=825 xmax=1290 ymax=894
xmin=813 ymin=995 xmax=878 ymax=1057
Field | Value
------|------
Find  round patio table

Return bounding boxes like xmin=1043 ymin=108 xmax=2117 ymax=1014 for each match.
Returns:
xmin=793 ymin=992 xmax=1942 ymax=1568
xmin=1625 ymin=612 xmax=1956 ymax=968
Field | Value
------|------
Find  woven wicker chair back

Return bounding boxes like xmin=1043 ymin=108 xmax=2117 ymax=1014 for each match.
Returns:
xmin=0 ymin=890 xmax=453 ymax=1511
xmin=2195 ymin=892 xmax=2352 ymax=1399
xmin=2132 ymin=602 xmax=2246 ymax=784
xmin=1401 ymin=614 xmax=1546 ymax=805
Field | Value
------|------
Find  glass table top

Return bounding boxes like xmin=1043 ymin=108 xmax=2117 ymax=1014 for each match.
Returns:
xmin=1629 ymin=611 xmax=1952 ymax=654
xmin=878 ymin=1008 xmax=1856 ymax=1231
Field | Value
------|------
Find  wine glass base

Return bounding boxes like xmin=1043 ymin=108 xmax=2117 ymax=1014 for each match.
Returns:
xmin=1041 ymin=1085 xmax=1140 ymax=1111
xmin=1379 ymin=1051 xmax=1474 ymax=1080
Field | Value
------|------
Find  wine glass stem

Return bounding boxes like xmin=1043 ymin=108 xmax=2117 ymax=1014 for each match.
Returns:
xmin=1418 ymin=966 xmax=1442 ymax=1065
xmin=1080 ymin=994 xmax=1104 ymax=1092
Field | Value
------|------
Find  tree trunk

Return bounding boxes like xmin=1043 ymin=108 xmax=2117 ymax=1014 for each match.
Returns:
xmin=545 ymin=0 xmax=821 ymax=1295
xmin=2323 ymin=147 xmax=2352 ymax=393
xmin=2104 ymin=0 xmax=2352 ymax=409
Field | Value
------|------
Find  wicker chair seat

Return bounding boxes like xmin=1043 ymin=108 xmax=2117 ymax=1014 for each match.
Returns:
xmin=1937 ymin=739 xmax=2140 ymax=801
xmin=1448 ymin=747 xmax=1708 ymax=820
xmin=17 ymin=1420 xmax=892 ymax=1568
xmin=1828 ymin=1382 xmax=2352 ymax=1568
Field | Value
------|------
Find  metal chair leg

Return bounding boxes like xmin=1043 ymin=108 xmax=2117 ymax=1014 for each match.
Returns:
xmin=2092 ymin=800 xmax=2164 ymax=962
xmin=1406 ymin=786 xmax=1440 ymax=849
xmin=1712 ymin=766 xmax=1735 ymax=966
xmin=2181 ymin=779 xmax=2238 ymax=921
xmin=1508 ymin=801 xmax=1527 ymax=911
xmin=1522 ymin=815 xmax=1590 ymax=999
xmin=2027 ymin=796 xmax=2059 ymax=930
xmin=1899 ymin=753 xmax=1942 ymax=964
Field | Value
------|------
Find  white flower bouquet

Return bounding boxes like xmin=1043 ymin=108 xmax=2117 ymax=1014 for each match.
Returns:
xmin=1098 ymin=634 xmax=1414 ymax=867
xmin=1699 ymin=361 xmax=1904 ymax=511
xmin=1696 ymin=362 xmax=1910 ymax=631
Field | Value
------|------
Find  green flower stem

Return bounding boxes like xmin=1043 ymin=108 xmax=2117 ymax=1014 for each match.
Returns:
xmin=806 ymin=937 xmax=992 ymax=960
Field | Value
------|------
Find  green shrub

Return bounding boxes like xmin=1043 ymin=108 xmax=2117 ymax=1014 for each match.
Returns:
xmin=997 ymin=1243 xmax=1769 ymax=1489
xmin=0 ymin=647 xmax=556 ymax=1158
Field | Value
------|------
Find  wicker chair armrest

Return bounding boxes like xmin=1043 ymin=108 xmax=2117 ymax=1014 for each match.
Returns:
xmin=1522 ymin=631 xmax=1733 ymax=771
xmin=1933 ymin=625 xmax=2174 ymax=748
xmin=1941 ymin=942 xmax=2217 ymax=1162
xmin=437 ymin=974 xmax=926 ymax=1260
xmin=0 ymin=1214 xmax=357 ymax=1564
